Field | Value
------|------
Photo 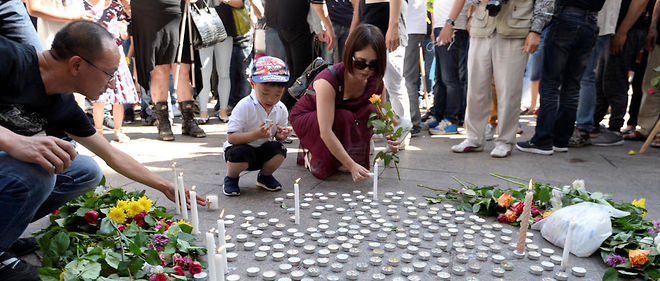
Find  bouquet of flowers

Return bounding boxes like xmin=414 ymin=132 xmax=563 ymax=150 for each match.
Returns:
xmin=35 ymin=177 xmax=205 ymax=281
xmin=368 ymin=94 xmax=407 ymax=180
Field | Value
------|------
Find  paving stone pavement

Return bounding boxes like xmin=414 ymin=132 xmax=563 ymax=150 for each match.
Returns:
xmin=22 ymin=116 xmax=660 ymax=280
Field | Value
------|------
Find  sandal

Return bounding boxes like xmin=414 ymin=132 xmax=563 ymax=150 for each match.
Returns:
xmin=114 ymin=129 xmax=130 ymax=143
xmin=623 ymin=130 xmax=646 ymax=141
xmin=652 ymin=136 xmax=660 ymax=148
xmin=196 ymin=117 xmax=209 ymax=125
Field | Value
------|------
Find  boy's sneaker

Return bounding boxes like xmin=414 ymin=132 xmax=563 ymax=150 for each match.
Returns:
xmin=9 ymin=238 xmax=38 ymax=257
xmin=222 ymin=176 xmax=240 ymax=196
xmin=515 ymin=140 xmax=553 ymax=155
xmin=430 ymin=122 xmax=458 ymax=135
xmin=568 ymin=128 xmax=591 ymax=147
xmin=0 ymin=252 xmax=40 ymax=281
xmin=592 ymin=130 xmax=624 ymax=146
xmin=485 ymin=124 xmax=496 ymax=141
xmin=451 ymin=139 xmax=484 ymax=153
xmin=256 ymin=174 xmax=282 ymax=192
xmin=490 ymin=143 xmax=512 ymax=158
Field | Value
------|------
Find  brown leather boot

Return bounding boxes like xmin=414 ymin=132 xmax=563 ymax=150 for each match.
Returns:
xmin=179 ymin=100 xmax=206 ymax=138
xmin=154 ymin=102 xmax=174 ymax=141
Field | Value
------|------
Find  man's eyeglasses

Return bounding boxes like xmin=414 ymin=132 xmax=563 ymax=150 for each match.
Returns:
xmin=74 ymin=52 xmax=117 ymax=85
xmin=352 ymin=57 xmax=378 ymax=70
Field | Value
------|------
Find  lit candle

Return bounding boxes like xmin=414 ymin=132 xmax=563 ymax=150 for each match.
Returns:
xmin=178 ymin=173 xmax=189 ymax=220
xmin=560 ymin=218 xmax=576 ymax=272
xmin=205 ymin=229 xmax=217 ymax=281
xmin=172 ymin=162 xmax=181 ymax=214
xmin=373 ymin=162 xmax=378 ymax=200
xmin=215 ymin=246 xmax=226 ymax=281
xmin=190 ymin=186 xmax=200 ymax=235
xmin=515 ymin=179 xmax=534 ymax=254
xmin=216 ymin=209 xmax=228 ymax=271
xmin=294 ymin=178 xmax=301 ymax=225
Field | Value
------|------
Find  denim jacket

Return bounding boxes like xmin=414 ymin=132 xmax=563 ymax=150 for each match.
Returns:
xmin=470 ymin=0 xmax=555 ymax=38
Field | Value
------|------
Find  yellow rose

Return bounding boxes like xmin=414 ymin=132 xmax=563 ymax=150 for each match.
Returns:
xmin=369 ymin=94 xmax=381 ymax=104
xmin=632 ymin=198 xmax=646 ymax=217
xmin=542 ymin=211 xmax=553 ymax=218
xmin=629 ymin=249 xmax=651 ymax=267
xmin=497 ymin=192 xmax=513 ymax=208
xmin=108 ymin=206 xmax=127 ymax=224
xmin=126 ymin=200 xmax=144 ymax=217
xmin=137 ymin=196 xmax=153 ymax=212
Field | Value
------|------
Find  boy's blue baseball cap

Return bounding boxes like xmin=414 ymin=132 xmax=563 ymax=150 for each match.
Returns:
xmin=251 ymin=56 xmax=290 ymax=83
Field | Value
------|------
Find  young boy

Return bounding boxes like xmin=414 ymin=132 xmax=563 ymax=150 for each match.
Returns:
xmin=222 ymin=56 xmax=292 ymax=196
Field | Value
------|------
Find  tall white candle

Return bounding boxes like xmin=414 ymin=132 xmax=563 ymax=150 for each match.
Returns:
xmin=215 ymin=247 xmax=225 ymax=281
xmin=516 ymin=179 xmax=534 ymax=254
xmin=172 ymin=162 xmax=181 ymax=214
xmin=217 ymin=209 xmax=227 ymax=271
xmin=294 ymin=178 xmax=301 ymax=225
xmin=205 ymin=229 xmax=217 ymax=281
xmin=190 ymin=186 xmax=200 ymax=235
xmin=560 ymin=218 xmax=576 ymax=272
xmin=373 ymin=162 xmax=378 ymax=200
xmin=178 ymin=173 xmax=188 ymax=220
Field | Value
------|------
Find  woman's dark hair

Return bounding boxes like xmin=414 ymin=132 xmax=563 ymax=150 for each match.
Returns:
xmin=342 ymin=24 xmax=386 ymax=78
xmin=51 ymin=20 xmax=115 ymax=62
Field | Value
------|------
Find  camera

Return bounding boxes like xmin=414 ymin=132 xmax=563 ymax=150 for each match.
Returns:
xmin=486 ymin=0 xmax=507 ymax=17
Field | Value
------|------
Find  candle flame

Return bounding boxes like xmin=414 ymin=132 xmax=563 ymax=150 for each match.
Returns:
xmin=208 ymin=228 xmax=215 ymax=233
xmin=219 ymin=208 xmax=225 ymax=219
xmin=191 ymin=185 xmax=196 ymax=191
xmin=217 ymin=245 xmax=227 ymax=253
xmin=172 ymin=162 xmax=176 ymax=168
xmin=179 ymin=172 xmax=183 ymax=177
xmin=528 ymin=178 xmax=533 ymax=191
xmin=295 ymin=178 xmax=301 ymax=184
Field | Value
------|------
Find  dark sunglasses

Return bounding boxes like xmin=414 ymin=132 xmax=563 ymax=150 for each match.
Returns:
xmin=352 ymin=57 xmax=378 ymax=70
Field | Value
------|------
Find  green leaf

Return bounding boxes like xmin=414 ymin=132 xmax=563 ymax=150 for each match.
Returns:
xmin=145 ymin=249 xmax=161 ymax=265
xmin=38 ymin=267 xmax=61 ymax=281
xmin=98 ymin=176 xmax=106 ymax=187
xmin=85 ymin=247 xmax=103 ymax=261
xmin=80 ymin=261 xmax=102 ymax=280
xmin=384 ymin=101 xmax=392 ymax=110
xmin=652 ymin=76 xmax=660 ymax=87
xmin=387 ymin=111 xmax=394 ymax=118
xmin=144 ymin=214 xmax=156 ymax=226
xmin=134 ymin=231 xmax=148 ymax=247
xmin=75 ymin=207 xmax=92 ymax=217
xmin=371 ymin=119 xmax=387 ymax=131
xmin=51 ymin=232 xmax=70 ymax=256
xmin=537 ymin=188 xmax=551 ymax=203
xmin=177 ymin=239 xmax=191 ymax=252
xmin=128 ymin=241 xmax=142 ymax=255
xmin=98 ymin=217 xmax=114 ymax=235
xmin=104 ymin=251 xmax=122 ymax=269
xmin=128 ymin=257 xmax=143 ymax=275
xmin=472 ymin=203 xmax=481 ymax=213
xmin=163 ymin=242 xmax=177 ymax=255
xmin=602 ymin=268 xmax=619 ymax=281
xmin=464 ymin=190 xmax=476 ymax=196
xmin=179 ymin=223 xmax=193 ymax=234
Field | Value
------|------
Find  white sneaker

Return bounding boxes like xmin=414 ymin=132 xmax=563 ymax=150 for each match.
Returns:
xmin=490 ymin=143 xmax=512 ymax=158
xmin=485 ymin=124 xmax=496 ymax=141
xmin=451 ymin=139 xmax=484 ymax=153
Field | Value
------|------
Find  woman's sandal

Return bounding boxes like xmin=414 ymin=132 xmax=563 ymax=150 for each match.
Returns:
xmin=196 ymin=117 xmax=210 ymax=125
xmin=114 ymin=129 xmax=130 ymax=143
xmin=623 ymin=130 xmax=646 ymax=141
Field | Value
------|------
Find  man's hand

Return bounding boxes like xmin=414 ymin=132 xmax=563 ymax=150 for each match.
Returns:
xmin=254 ymin=122 xmax=274 ymax=139
xmin=318 ymin=29 xmax=336 ymax=50
xmin=523 ymin=32 xmax=540 ymax=54
xmin=5 ymin=135 xmax=76 ymax=174
xmin=611 ymin=32 xmax=627 ymax=55
xmin=646 ymin=27 xmax=657 ymax=51
xmin=385 ymin=24 xmax=401 ymax=52
xmin=436 ymin=23 xmax=454 ymax=46
xmin=275 ymin=125 xmax=292 ymax=141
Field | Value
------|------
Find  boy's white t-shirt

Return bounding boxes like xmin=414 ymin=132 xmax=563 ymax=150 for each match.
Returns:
xmin=223 ymin=90 xmax=289 ymax=150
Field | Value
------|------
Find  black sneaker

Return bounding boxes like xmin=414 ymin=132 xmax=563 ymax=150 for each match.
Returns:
xmin=256 ymin=174 xmax=282 ymax=192
xmin=223 ymin=176 xmax=240 ymax=196
xmin=515 ymin=140 xmax=553 ymax=155
xmin=568 ymin=128 xmax=591 ymax=148
xmin=0 ymin=252 xmax=40 ymax=281
xmin=592 ymin=130 xmax=624 ymax=146
xmin=9 ymin=238 xmax=39 ymax=257
xmin=410 ymin=125 xmax=422 ymax=137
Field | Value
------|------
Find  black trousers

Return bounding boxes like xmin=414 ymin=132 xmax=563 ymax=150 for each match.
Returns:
xmin=277 ymin=28 xmax=315 ymax=110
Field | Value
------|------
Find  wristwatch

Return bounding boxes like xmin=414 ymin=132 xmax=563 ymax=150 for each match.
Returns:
xmin=445 ymin=18 xmax=455 ymax=27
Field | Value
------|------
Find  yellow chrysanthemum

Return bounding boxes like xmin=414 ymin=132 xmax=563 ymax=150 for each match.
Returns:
xmin=632 ymin=198 xmax=646 ymax=217
xmin=137 ymin=196 xmax=153 ymax=212
xmin=126 ymin=200 xmax=144 ymax=217
xmin=108 ymin=206 xmax=127 ymax=223
xmin=178 ymin=220 xmax=191 ymax=228
xmin=116 ymin=199 xmax=129 ymax=210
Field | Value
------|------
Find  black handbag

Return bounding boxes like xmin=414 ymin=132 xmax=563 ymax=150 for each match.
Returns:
xmin=189 ymin=1 xmax=228 ymax=50
xmin=288 ymin=57 xmax=338 ymax=101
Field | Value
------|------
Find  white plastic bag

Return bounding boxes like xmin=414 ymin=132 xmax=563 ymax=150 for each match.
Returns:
xmin=532 ymin=202 xmax=630 ymax=257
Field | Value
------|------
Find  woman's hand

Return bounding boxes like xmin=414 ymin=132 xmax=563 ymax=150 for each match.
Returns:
xmin=349 ymin=162 xmax=371 ymax=183
xmin=386 ymin=136 xmax=400 ymax=153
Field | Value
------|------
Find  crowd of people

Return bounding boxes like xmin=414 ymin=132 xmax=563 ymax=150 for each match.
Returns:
xmin=1 ymin=0 xmax=660 ymax=280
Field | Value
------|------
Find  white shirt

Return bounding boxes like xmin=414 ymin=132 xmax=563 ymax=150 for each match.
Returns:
xmin=598 ymin=0 xmax=622 ymax=36
xmin=432 ymin=0 xmax=452 ymax=29
xmin=223 ymin=90 xmax=289 ymax=150
xmin=406 ymin=0 xmax=427 ymax=34
xmin=37 ymin=0 xmax=84 ymax=50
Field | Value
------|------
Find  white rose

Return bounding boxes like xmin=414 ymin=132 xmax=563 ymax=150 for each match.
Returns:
xmin=572 ymin=179 xmax=585 ymax=190
xmin=93 ymin=186 xmax=106 ymax=197
xmin=151 ymin=265 xmax=164 ymax=274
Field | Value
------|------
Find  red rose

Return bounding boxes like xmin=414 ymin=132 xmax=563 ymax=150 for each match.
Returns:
xmin=534 ymin=216 xmax=544 ymax=223
xmin=117 ymin=224 xmax=126 ymax=232
xmin=173 ymin=266 xmax=185 ymax=276
xmin=189 ymin=261 xmax=202 ymax=275
xmin=497 ymin=214 xmax=507 ymax=223
xmin=51 ymin=209 xmax=59 ymax=215
xmin=510 ymin=202 xmax=524 ymax=214
xmin=84 ymin=210 xmax=99 ymax=224
xmin=160 ymin=254 xmax=166 ymax=266
xmin=134 ymin=211 xmax=147 ymax=223
xmin=531 ymin=207 xmax=542 ymax=217
xmin=150 ymin=273 xmax=167 ymax=281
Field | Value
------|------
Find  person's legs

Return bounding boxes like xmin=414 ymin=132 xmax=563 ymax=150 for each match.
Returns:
xmin=627 ymin=49 xmax=648 ymax=130
xmin=173 ymin=62 xmax=206 ymax=138
xmin=576 ymin=35 xmax=610 ymax=133
xmin=151 ymin=64 xmax=175 ymax=140
xmin=265 ymin=27 xmax=287 ymax=60
xmin=384 ymin=45 xmax=412 ymax=127
xmin=92 ymin=102 xmax=105 ymax=133
xmin=403 ymin=34 xmax=425 ymax=128
xmin=0 ymin=0 xmax=43 ymax=51
xmin=462 ymin=36 xmax=494 ymax=146
xmin=435 ymin=27 xmax=462 ymax=126
xmin=455 ymin=30 xmax=469 ymax=123
xmin=637 ymin=46 xmax=660 ymax=137
xmin=112 ymin=104 xmax=129 ymax=142
xmin=215 ymin=37 xmax=234 ymax=120
xmin=223 ymin=144 xmax=256 ymax=196
xmin=197 ymin=46 xmax=214 ymax=120
xmin=277 ymin=29 xmax=315 ymax=110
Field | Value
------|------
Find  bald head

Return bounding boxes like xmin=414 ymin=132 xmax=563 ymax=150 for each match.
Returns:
xmin=50 ymin=20 xmax=116 ymax=63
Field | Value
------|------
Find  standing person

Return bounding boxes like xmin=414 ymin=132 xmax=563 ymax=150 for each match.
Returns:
xmin=0 ymin=21 xmax=204 ymax=281
xmin=131 ymin=0 xmax=206 ymax=141
xmin=350 ymin=0 xmax=412 ymax=148
xmin=326 ymin=0 xmax=354 ymax=63
xmin=290 ymin=24 xmax=399 ymax=181
xmin=439 ymin=0 xmax=553 ymax=157
xmin=228 ymin=0 xmax=253 ymax=112
xmin=84 ymin=0 xmax=138 ymax=142
xmin=516 ymin=1 xmax=607 ymax=155
xmin=265 ymin=0 xmax=335 ymax=110
xmin=26 ymin=0 xmax=92 ymax=49
xmin=403 ymin=0 xmax=427 ymax=136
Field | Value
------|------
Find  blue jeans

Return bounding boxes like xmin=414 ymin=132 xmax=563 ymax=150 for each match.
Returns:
xmin=265 ymin=27 xmax=286 ymax=61
xmin=531 ymin=9 xmax=598 ymax=147
xmin=0 ymin=0 xmax=42 ymax=51
xmin=575 ymin=35 xmax=610 ymax=132
xmin=0 ymin=152 xmax=102 ymax=250
xmin=229 ymin=43 xmax=253 ymax=108
xmin=432 ymin=28 xmax=466 ymax=124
